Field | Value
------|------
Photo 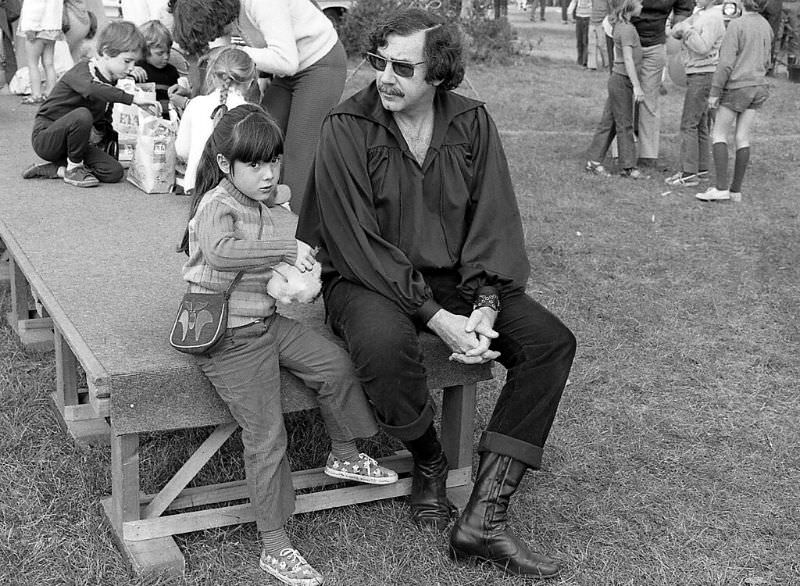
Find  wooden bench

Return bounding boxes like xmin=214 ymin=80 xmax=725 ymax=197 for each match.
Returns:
xmin=0 ymin=96 xmax=493 ymax=577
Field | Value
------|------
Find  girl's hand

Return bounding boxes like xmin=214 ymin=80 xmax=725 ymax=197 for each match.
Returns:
xmin=129 ymin=66 xmax=148 ymax=83
xmin=707 ymin=96 xmax=719 ymax=110
xmin=293 ymin=240 xmax=318 ymax=273
xmin=633 ymin=86 xmax=645 ymax=102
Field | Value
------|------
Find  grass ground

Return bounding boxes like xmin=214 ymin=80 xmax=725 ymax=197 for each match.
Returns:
xmin=2 ymin=10 xmax=800 ymax=586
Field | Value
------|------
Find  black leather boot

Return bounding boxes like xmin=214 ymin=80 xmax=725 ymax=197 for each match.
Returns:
xmin=404 ymin=428 xmax=457 ymax=530
xmin=449 ymin=452 xmax=561 ymax=578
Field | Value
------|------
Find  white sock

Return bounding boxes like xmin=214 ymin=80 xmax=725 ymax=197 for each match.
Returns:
xmin=66 ymin=159 xmax=82 ymax=171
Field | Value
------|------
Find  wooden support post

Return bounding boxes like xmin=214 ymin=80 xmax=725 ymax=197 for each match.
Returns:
xmin=0 ymin=245 xmax=9 ymax=283
xmin=6 ymin=257 xmax=54 ymax=351
xmin=441 ymin=383 xmax=477 ymax=508
xmin=51 ymin=328 xmax=109 ymax=445
xmin=107 ymin=431 xmax=185 ymax=577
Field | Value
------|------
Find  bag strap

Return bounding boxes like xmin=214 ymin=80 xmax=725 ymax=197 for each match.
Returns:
xmin=223 ymin=271 xmax=245 ymax=300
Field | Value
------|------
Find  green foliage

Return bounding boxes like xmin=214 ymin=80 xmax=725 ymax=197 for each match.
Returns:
xmin=460 ymin=13 xmax=516 ymax=63
xmin=337 ymin=0 xmax=516 ymax=63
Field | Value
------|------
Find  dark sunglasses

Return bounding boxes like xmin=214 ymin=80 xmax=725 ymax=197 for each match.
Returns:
xmin=366 ymin=52 xmax=425 ymax=78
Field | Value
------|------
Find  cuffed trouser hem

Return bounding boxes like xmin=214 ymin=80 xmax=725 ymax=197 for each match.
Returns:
xmin=478 ymin=431 xmax=544 ymax=469
xmin=376 ymin=397 xmax=436 ymax=442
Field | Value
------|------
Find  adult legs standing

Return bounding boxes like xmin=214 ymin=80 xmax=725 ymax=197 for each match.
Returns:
xmin=576 ymin=16 xmax=590 ymax=67
xmin=679 ymin=72 xmax=712 ymax=176
xmin=637 ymin=43 xmax=667 ymax=164
xmin=262 ymin=41 xmax=346 ymax=213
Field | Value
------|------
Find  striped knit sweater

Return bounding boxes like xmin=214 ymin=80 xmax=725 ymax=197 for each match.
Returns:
xmin=182 ymin=178 xmax=296 ymax=328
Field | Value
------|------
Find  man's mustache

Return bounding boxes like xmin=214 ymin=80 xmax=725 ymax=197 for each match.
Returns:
xmin=377 ymin=85 xmax=404 ymax=97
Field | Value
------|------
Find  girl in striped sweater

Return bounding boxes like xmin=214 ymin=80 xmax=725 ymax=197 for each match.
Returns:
xmin=179 ymin=104 xmax=397 ymax=586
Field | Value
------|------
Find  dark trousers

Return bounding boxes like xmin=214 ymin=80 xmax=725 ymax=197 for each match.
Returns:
xmin=31 ymin=108 xmax=124 ymax=182
xmin=576 ymin=16 xmax=590 ymax=66
xmin=679 ymin=72 xmax=712 ymax=175
xmin=324 ymin=273 xmax=576 ymax=469
xmin=262 ymin=41 xmax=346 ymax=213
xmin=587 ymin=72 xmax=637 ymax=169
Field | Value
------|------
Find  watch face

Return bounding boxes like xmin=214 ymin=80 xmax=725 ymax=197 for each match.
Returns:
xmin=722 ymin=1 xmax=741 ymax=17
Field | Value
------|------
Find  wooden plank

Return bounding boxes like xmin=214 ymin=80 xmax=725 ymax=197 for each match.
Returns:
xmin=122 ymin=468 xmax=471 ymax=542
xmin=142 ymin=422 xmax=239 ymax=520
xmin=101 ymin=499 xmax=185 ymax=578
xmin=0 ymin=247 xmax=10 ymax=283
xmin=441 ymin=384 xmax=477 ymax=470
xmin=54 ymin=328 xmax=80 ymax=411
xmin=8 ymin=256 xmax=28 ymax=326
xmin=111 ymin=433 xmax=140 ymax=533
xmin=141 ymin=451 xmax=415 ymax=512
xmin=88 ymin=379 xmax=111 ymax=418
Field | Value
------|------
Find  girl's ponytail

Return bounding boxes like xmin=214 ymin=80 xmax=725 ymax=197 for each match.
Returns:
xmin=210 ymin=75 xmax=232 ymax=125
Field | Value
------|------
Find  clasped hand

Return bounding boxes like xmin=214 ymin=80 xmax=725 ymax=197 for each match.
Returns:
xmin=428 ymin=308 xmax=501 ymax=365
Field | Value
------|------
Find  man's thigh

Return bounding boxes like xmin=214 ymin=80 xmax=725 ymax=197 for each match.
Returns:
xmin=325 ymin=279 xmax=423 ymax=371
xmin=491 ymin=290 xmax=574 ymax=364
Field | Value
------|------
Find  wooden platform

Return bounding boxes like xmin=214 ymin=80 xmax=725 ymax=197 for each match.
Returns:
xmin=0 ymin=95 xmax=493 ymax=577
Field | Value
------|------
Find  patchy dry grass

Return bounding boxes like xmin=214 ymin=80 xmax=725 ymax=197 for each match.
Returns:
xmin=2 ymin=19 xmax=799 ymax=586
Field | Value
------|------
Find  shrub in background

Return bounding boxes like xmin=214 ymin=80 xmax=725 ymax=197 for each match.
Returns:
xmin=337 ymin=0 xmax=516 ymax=64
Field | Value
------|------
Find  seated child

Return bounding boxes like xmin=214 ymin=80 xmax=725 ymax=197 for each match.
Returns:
xmin=178 ymin=103 xmax=397 ymax=586
xmin=21 ymin=20 xmax=156 ymax=188
xmin=130 ymin=19 xmax=190 ymax=118
xmin=175 ymin=46 xmax=257 ymax=194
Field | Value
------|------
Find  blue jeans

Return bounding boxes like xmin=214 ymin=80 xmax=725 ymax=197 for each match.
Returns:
xmin=198 ymin=314 xmax=378 ymax=530
xmin=679 ymin=72 xmax=712 ymax=175
xmin=324 ymin=271 xmax=576 ymax=469
xmin=587 ymin=72 xmax=637 ymax=169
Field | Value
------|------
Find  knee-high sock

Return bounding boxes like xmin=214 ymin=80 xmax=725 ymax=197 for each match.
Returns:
xmin=712 ymin=142 xmax=729 ymax=190
xmin=729 ymin=146 xmax=751 ymax=193
xmin=261 ymin=527 xmax=292 ymax=556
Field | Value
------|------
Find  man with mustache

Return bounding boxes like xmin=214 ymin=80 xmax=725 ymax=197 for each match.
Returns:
xmin=297 ymin=8 xmax=576 ymax=579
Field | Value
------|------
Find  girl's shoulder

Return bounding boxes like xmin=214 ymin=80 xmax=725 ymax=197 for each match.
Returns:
xmin=196 ymin=183 xmax=236 ymax=214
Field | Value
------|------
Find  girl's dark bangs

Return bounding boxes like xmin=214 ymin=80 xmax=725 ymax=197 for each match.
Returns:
xmin=230 ymin=117 xmax=283 ymax=163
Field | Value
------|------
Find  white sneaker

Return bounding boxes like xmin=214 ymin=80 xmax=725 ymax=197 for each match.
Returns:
xmin=729 ymin=191 xmax=742 ymax=202
xmin=696 ymin=187 xmax=730 ymax=201
xmin=259 ymin=548 xmax=324 ymax=586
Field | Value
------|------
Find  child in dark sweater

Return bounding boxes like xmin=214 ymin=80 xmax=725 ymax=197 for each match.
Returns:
xmin=21 ymin=20 xmax=156 ymax=187
xmin=130 ymin=19 xmax=190 ymax=119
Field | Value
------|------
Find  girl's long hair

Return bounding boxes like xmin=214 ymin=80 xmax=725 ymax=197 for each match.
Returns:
xmin=178 ymin=104 xmax=284 ymax=254
xmin=203 ymin=46 xmax=258 ymax=125
xmin=609 ymin=0 xmax=639 ymax=25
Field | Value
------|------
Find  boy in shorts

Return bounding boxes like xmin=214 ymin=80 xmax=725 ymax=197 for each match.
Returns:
xmin=696 ymin=0 xmax=773 ymax=202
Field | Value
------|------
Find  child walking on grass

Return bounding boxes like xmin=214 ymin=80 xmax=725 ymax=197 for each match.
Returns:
xmin=174 ymin=46 xmax=256 ymax=194
xmin=179 ymin=103 xmax=397 ymax=586
xmin=696 ymin=0 xmax=773 ymax=202
xmin=18 ymin=0 xmax=63 ymax=104
xmin=21 ymin=20 xmax=155 ymax=187
xmin=664 ymin=0 xmax=725 ymax=188
xmin=585 ymin=0 xmax=647 ymax=179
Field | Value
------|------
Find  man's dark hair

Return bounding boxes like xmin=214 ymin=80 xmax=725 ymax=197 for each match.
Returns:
xmin=368 ymin=9 xmax=465 ymax=91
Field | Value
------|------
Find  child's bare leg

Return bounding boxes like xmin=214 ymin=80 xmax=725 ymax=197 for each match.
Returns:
xmin=25 ymin=37 xmax=45 ymax=99
xmin=41 ymin=40 xmax=57 ymax=95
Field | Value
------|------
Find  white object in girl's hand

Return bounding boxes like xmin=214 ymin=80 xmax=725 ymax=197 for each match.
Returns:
xmin=267 ymin=262 xmax=322 ymax=304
